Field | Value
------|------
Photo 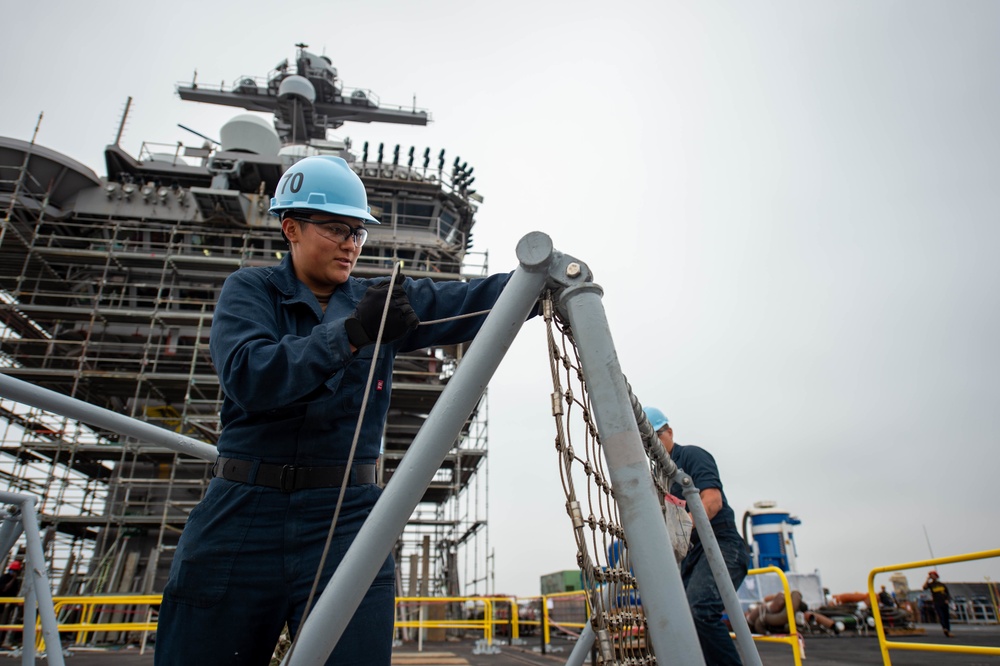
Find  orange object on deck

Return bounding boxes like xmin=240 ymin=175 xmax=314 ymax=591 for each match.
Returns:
xmin=832 ymin=592 xmax=868 ymax=604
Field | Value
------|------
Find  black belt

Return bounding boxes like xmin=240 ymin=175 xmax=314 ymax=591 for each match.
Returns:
xmin=213 ymin=457 xmax=377 ymax=492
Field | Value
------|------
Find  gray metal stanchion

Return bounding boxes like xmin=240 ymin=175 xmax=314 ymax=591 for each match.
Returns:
xmin=554 ymin=275 xmax=706 ymax=665
xmin=0 ymin=492 xmax=65 ymax=666
xmin=284 ymin=232 xmax=555 ymax=665
xmin=0 ymin=373 xmax=218 ymax=462
xmin=565 ymin=620 xmax=595 ymax=666
xmin=679 ymin=476 xmax=762 ymax=666
xmin=0 ymin=509 xmax=24 ymax=560
xmin=21 ymin=580 xmax=36 ymax=666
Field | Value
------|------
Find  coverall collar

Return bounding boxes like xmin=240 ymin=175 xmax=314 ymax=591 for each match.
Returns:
xmin=268 ymin=254 xmax=337 ymax=320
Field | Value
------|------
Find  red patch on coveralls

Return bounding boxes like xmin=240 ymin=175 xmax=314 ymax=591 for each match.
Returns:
xmin=376 ymin=380 xmax=384 ymax=390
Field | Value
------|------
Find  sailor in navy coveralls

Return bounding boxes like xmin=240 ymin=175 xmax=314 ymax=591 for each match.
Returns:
xmin=156 ymin=155 xmax=511 ymax=665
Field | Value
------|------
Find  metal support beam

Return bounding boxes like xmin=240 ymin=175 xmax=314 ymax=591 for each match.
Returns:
xmin=565 ymin=621 xmax=595 ymax=666
xmin=0 ymin=492 xmax=65 ymax=666
xmin=679 ymin=474 xmax=763 ymax=666
xmin=553 ymin=268 xmax=706 ymax=664
xmin=0 ymin=373 xmax=218 ymax=462
xmin=0 ymin=509 xmax=24 ymax=560
xmin=284 ymin=232 xmax=554 ymax=665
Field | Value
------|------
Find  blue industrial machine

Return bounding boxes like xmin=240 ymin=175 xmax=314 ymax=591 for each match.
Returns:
xmin=743 ymin=501 xmax=802 ymax=572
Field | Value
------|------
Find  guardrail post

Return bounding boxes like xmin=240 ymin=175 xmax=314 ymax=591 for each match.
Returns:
xmin=678 ymin=475 xmax=763 ymax=666
xmin=541 ymin=594 xmax=549 ymax=654
xmin=0 ymin=492 xmax=64 ymax=666
xmin=22 ymin=581 xmax=36 ymax=666
xmin=539 ymin=596 xmax=546 ymax=654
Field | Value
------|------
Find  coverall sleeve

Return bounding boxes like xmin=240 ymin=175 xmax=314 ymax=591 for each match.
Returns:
xmin=209 ymin=270 xmax=355 ymax=412
xmin=399 ymin=272 xmax=518 ymax=352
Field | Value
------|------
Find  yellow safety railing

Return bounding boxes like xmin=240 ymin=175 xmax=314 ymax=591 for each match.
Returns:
xmin=488 ymin=596 xmax=520 ymax=641
xmin=50 ymin=595 xmax=161 ymax=646
xmin=739 ymin=566 xmax=803 ymax=666
xmin=0 ymin=594 xmax=162 ymax=650
xmin=2 ymin=594 xmax=502 ymax=648
xmin=538 ymin=589 xmax=589 ymax=648
xmin=393 ymin=596 xmax=496 ymax=646
xmin=868 ymin=548 xmax=1000 ymax=665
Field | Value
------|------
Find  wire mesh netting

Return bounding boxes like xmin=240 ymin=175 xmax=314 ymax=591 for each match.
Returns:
xmin=543 ymin=292 xmax=688 ymax=665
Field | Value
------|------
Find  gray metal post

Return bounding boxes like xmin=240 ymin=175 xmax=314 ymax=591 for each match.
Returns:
xmin=679 ymin=476 xmax=762 ymax=666
xmin=0 ymin=511 xmax=24 ymax=561
xmin=555 ymin=278 xmax=705 ymax=664
xmin=565 ymin=620 xmax=595 ymax=666
xmin=0 ymin=493 xmax=65 ymax=666
xmin=21 ymin=580 xmax=35 ymax=666
xmin=284 ymin=232 xmax=555 ymax=666
xmin=0 ymin=373 xmax=217 ymax=462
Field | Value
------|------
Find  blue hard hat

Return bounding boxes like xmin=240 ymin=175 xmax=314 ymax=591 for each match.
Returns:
xmin=269 ymin=155 xmax=379 ymax=223
xmin=643 ymin=407 xmax=669 ymax=431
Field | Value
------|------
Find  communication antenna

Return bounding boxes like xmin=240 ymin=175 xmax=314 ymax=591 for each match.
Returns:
xmin=177 ymin=124 xmax=220 ymax=146
xmin=922 ymin=524 xmax=936 ymax=559
xmin=113 ymin=96 xmax=133 ymax=146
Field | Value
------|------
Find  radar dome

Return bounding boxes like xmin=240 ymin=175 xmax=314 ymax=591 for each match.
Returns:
xmin=277 ymin=75 xmax=316 ymax=104
xmin=219 ymin=114 xmax=281 ymax=156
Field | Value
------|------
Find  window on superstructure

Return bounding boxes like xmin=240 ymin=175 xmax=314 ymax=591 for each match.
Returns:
xmin=397 ymin=200 xmax=434 ymax=229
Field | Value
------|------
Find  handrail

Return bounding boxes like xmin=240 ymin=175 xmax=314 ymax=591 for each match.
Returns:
xmin=538 ymin=589 xmax=589 ymax=648
xmin=740 ymin=566 xmax=803 ymax=666
xmin=393 ymin=596 xmax=494 ymax=646
xmin=868 ymin=548 xmax=1000 ymax=664
xmin=0 ymin=594 xmax=161 ymax=651
xmin=1 ymin=594 xmax=502 ymax=648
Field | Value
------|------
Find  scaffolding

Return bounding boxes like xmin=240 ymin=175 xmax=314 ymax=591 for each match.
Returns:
xmin=0 ymin=120 xmax=493 ymax=607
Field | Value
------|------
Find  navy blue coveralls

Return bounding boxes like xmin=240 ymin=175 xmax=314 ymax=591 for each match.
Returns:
xmin=155 ymin=256 xmax=511 ymax=665
xmin=669 ymin=442 xmax=750 ymax=666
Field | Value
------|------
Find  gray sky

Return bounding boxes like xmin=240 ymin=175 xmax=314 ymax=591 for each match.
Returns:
xmin=3 ymin=0 xmax=998 ymax=597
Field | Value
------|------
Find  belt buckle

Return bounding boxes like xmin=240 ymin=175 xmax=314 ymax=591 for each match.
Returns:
xmin=279 ymin=465 xmax=297 ymax=493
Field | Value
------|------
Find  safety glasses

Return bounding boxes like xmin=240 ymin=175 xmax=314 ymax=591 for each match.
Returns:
xmin=288 ymin=216 xmax=369 ymax=247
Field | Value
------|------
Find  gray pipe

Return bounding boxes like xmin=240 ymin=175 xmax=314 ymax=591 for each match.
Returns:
xmin=0 ymin=373 xmax=217 ymax=462
xmin=0 ymin=492 xmax=65 ymax=666
xmin=565 ymin=621 xmax=595 ymax=666
xmin=679 ymin=475 xmax=762 ymax=666
xmin=284 ymin=232 xmax=554 ymax=665
xmin=555 ymin=280 xmax=706 ymax=665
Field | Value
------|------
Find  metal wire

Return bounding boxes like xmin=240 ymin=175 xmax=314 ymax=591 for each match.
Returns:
xmin=416 ymin=308 xmax=491 ymax=326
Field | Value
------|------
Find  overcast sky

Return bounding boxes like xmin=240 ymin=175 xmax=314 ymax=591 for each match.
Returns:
xmin=3 ymin=0 xmax=999 ymax=599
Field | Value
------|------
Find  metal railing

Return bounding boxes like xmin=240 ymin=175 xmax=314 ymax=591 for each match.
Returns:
xmin=0 ymin=583 xmax=814 ymax=659
xmin=526 ymin=590 xmax=589 ymax=651
xmin=738 ymin=566 xmax=803 ymax=666
xmin=394 ymin=596 xmax=496 ymax=647
xmin=0 ymin=590 xmax=581 ymax=651
xmin=0 ymin=594 xmax=505 ymax=648
xmin=868 ymin=548 xmax=1000 ymax=664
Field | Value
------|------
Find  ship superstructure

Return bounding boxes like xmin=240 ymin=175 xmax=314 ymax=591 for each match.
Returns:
xmin=0 ymin=45 xmax=491 ymax=601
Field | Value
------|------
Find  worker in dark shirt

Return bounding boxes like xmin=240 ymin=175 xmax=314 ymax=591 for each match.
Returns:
xmin=923 ymin=571 xmax=952 ymax=637
xmin=644 ymin=407 xmax=750 ymax=665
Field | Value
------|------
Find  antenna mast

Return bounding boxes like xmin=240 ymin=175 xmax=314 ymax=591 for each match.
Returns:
xmin=114 ymin=96 xmax=133 ymax=146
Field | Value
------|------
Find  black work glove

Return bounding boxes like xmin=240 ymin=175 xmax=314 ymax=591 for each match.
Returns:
xmin=345 ymin=278 xmax=420 ymax=349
